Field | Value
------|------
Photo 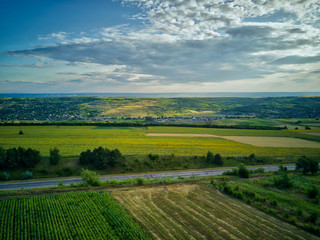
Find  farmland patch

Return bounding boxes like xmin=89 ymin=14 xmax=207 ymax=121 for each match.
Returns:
xmin=112 ymin=184 xmax=316 ymax=240
xmin=222 ymin=136 xmax=320 ymax=148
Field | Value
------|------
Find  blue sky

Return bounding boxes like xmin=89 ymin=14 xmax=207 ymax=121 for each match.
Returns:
xmin=0 ymin=0 xmax=319 ymax=93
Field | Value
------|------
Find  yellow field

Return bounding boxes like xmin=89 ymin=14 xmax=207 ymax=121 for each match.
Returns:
xmin=0 ymin=126 xmax=319 ymax=157
xmin=112 ymin=184 xmax=317 ymax=240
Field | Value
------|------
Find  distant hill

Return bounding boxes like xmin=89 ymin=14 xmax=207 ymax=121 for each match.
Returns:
xmin=0 ymin=97 xmax=319 ymax=120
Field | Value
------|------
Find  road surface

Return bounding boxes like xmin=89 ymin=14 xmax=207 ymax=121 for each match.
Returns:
xmin=0 ymin=165 xmax=296 ymax=190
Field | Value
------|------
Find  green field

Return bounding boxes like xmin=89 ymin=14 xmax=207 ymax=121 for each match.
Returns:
xmin=112 ymin=183 xmax=317 ymax=240
xmin=215 ymin=173 xmax=320 ymax=236
xmin=0 ymin=191 xmax=151 ymax=240
xmin=0 ymin=126 xmax=319 ymax=157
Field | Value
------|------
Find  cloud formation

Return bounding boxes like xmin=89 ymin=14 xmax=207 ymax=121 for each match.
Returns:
xmin=1 ymin=0 xmax=320 ymax=92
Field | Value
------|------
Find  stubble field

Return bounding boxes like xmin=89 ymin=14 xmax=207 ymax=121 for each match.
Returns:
xmin=112 ymin=183 xmax=317 ymax=240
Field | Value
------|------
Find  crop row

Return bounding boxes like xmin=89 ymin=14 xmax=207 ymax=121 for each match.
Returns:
xmin=0 ymin=191 xmax=151 ymax=240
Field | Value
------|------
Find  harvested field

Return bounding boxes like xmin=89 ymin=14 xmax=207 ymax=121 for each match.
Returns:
xmin=223 ymin=136 xmax=320 ymax=148
xmin=304 ymin=133 xmax=320 ymax=136
xmin=112 ymin=184 xmax=317 ymax=240
xmin=146 ymin=132 xmax=320 ymax=148
xmin=146 ymin=133 xmax=220 ymax=137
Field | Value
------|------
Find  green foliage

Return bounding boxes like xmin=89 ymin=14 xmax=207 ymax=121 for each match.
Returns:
xmin=213 ymin=153 xmax=223 ymax=165
xmin=0 ymin=147 xmax=41 ymax=169
xmin=49 ymin=147 xmax=61 ymax=165
xmin=238 ymin=164 xmax=250 ymax=178
xmin=148 ymin=153 xmax=159 ymax=161
xmin=79 ymin=147 xmax=123 ymax=169
xmin=296 ymin=156 xmax=319 ymax=175
xmin=248 ymin=153 xmax=255 ymax=160
xmin=307 ymin=185 xmax=319 ymax=199
xmin=81 ymin=169 xmax=101 ymax=186
xmin=0 ymin=171 xmax=10 ymax=181
xmin=278 ymin=164 xmax=288 ymax=172
xmin=206 ymin=151 xmax=214 ymax=164
xmin=22 ymin=171 xmax=33 ymax=180
xmin=273 ymin=173 xmax=292 ymax=189
xmin=136 ymin=177 xmax=144 ymax=185
xmin=0 ymin=191 xmax=152 ymax=240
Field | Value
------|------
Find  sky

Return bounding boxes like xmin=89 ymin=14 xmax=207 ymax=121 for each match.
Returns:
xmin=0 ymin=0 xmax=319 ymax=93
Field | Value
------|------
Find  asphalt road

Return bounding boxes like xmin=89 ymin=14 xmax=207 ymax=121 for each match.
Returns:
xmin=0 ymin=165 xmax=296 ymax=190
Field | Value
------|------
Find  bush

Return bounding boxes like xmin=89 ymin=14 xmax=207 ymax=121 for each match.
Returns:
xmin=148 ymin=153 xmax=159 ymax=161
xmin=81 ymin=169 xmax=101 ymax=186
xmin=296 ymin=156 xmax=319 ymax=175
xmin=0 ymin=171 xmax=10 ymax=181
xmin=22 ymin=171 xmax=33 ymax=180
xmin=306 ymin=212 xmax=318 ymax=224
xmin=213 ymin=153 xmax=223 ymax=165
xmin=50 ymin=147 xmax=61 ymax=165
xmin=62 ymin=167 xmax=73 ymax=176
xmin=136 ymin=177 xmax=144 ymax=185
xmin=79 ymin=147 xmax=123 ymax=169
xmin=206 ymin=151 xmax=214 ymax=164
xmin=37 ymin=168 xmax=49 ymax=175
xmin=248 ymin=153 xmax=255 ymax=160
xmin=222 ymin=168 xmax=238 ymax=176
xmin=273 ymin=173 xmax=292 ymax=189
xmin=253 ymin=167 xmax=265 ymax=174
xmin=307 ymin=185 xmax=319 ymax=199
xmin=238 ymin=164 xmax=250 ymax=178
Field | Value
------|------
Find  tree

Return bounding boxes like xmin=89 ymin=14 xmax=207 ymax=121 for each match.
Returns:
xmin=0 ymin=172 xmax=10 ymax=181
xmin=79 ymin=149 xmax=92 ymax=165
xmin=92 ymin=147 xmax=110 ymax=168
xmin=23 ymin=148 xmax=41 ymax=167
xmin=50 ymin=147 xmax=61 ymax=165
xmin=213 ymin=153 xmax=223 ymax=165
xmin=296 ymin=156 xmax=319 ymax=175
xmin=81 ymin=169 xmax=101 ymax=186
xmin=273 ymin=173 xmax=292 ymax=188
xmin=238 ymin=164 xmax=250 ymax=178
xmin=206 ymin=151 xmax=214 ymax=164
xmin=109 ymin=149 xmax=122 ymax=167
xmin=248 ymin=153 xmax=255 ymax=160
xmin=6 ymin=148 xmax=17 ymax=169
xmin=0 ymin=147 xmax=6 ymax=169
xmin=22 ymin=171 xmax=33 ymax=180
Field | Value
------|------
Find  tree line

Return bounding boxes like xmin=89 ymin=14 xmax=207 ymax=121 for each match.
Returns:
xmin=0 ymin=146 xmax=41 ymax=169
xmin=79 ymin=147 xmax=123 ymax=169
xmin=0 ymin=121 xmax=285 ymax=130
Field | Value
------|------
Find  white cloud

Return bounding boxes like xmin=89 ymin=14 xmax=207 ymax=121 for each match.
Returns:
xmin=2 ymin=0 xmax=320 ymax=92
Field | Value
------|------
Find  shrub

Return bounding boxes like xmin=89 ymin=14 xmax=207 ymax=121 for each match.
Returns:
xmin=206 ymin=151 xmax=214 ymax=164
xmin=213 ymin=153 xmax=223 ymax=165
xmin=296 ymin=156 xmax=319 ymax=175
xmin=136 ymin=177 xmax=144 ymax=185
xmin=238 ymin=164 xmax=250 ymax=178
xmin=0 ymin=171 xmax=10 ymax=181
xmin=273 ymin=173 xmax=292 ymax=189
xmin=306 ymin=212 xmax=318 ymax=224
xmin=248 ymin=153 xmax=255 ymax=160
xmin=37 ymin=168 xmax=49 ymax=175
xmin=253 ymin=168 xmax=265 ymax=174
xmin=81 ymin=169 xmax=101 ymax=186
xmin=22 ymin=171 xmax=33 ymax=180
xmin=307 ymin=185 xmax=319 ymax=199
xmin=148 ymin=153 xmax=159 ymax=161
xmin=50 ymin=147 xmax=61 ymax=165
xmin=222 ymin=168 xmax=238 ymax=176
xmin=278 ymin=165 xmax=287 ymax=172
xmin=62 ymin=167 xmax=73 ymax=176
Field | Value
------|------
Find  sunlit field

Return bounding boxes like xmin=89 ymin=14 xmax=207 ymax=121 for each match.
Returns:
xmin=0 ymin=126 xmax=319 ymax=157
